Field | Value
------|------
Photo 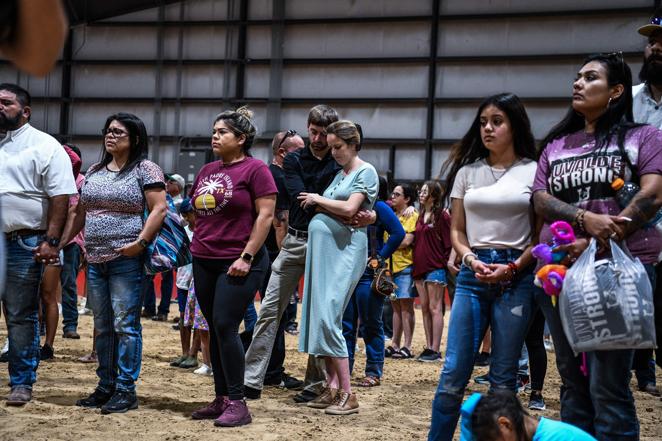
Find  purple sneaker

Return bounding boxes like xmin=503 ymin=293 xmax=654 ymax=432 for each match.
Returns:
xmin=213 ymin=399 xmax=252 ymax=427
xmin=191 ymin=396 xmax=228 ymax=420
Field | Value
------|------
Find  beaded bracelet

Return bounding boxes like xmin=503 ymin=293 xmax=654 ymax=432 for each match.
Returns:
xmin=574 ymin=209 xmax=586 ymax=233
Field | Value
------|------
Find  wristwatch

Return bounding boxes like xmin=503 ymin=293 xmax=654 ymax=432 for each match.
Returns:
xmin=43 ymin=236 xmax=60 ymax=247
xmin=138 ymin=238 xmax=150 ymax=248
xmin=240 ymin=252 xmax=254 ymax=264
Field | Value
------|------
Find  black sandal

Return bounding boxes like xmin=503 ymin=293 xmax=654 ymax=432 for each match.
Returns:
xmin=392 ymin=347 xmax=413 ymax=359
xmin=385 ymin=346 xmax=397 ymax=358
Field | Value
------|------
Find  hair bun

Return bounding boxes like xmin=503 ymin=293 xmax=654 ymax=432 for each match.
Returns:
xmin=235 ymin=106 xmax=254 ymax=121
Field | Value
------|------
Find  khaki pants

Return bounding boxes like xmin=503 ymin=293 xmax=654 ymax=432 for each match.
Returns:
xmin=244 ymin=233 xmax=325 ymax=392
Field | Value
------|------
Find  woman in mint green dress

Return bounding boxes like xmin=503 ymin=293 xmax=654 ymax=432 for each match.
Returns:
xmin=297 ymin=120 xmax=378 ymax=415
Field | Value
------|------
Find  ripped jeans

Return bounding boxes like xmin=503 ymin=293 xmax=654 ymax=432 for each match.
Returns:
xmin=87 ymin=255 xmax=144 ymax=393
xmin=428 ymin=248 xmax=535 ymax=441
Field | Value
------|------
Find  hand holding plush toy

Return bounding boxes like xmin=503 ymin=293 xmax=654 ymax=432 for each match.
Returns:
xmin=532 ymin=221 xmax=576 ymax=306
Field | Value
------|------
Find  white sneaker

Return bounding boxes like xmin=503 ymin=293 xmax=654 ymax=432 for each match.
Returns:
xmin=193 ymin=364 xmax=213 ymax=376
xmin=1 ymin=340 xmax=8 ymax=355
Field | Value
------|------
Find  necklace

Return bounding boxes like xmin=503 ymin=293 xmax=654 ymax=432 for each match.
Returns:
xmin=487 ymin=158 xmax=520 ymax=183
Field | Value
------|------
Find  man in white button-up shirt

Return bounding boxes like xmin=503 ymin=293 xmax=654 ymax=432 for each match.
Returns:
xmin=0 ymin=83 xmax=76 ymax=405
xmin=632 ymin=14 xmax=662 ymax=398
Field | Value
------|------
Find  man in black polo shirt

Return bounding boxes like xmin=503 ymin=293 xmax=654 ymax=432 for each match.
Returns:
xmin=244 ymin=105 xmax=340 ymax=401
xmin=259 ymin=130 xmax=305 ymax=390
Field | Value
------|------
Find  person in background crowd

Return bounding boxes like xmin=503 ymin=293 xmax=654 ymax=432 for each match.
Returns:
xmin=533 ymin=53 xmax=662 ymax=440
xmin=0 ymin=0 xmax=67 ymax=77
xmin=412 ymin=180 xmax=452 ymax=363
xmin=464 ymin=392 xmax=597 ymax=441
xmin=0 ymin=83 xmax=77 ymax=405
xmin=631 ymin=12 xmax=662 ymax=397
xmin=342 ymin=175 xmax=404 ymax=387
xmin=259 ymin=130 xmax=305 ymax=390
xmin=63 ymin=112 xmax=167 ymax=414
xmin=38 ymin=144 xmax=84 ymax=360
xmin=298 ymin=120 xmax=379 ymax=415
xmin=60 ymin=144 xmax=85 ymax=341
xmin=166 ymin=174 xmax=185 ymax=211
xmin=429 ymin=93 xmax=538 ymax=440
xmin=243 ymin=105 xmax=341 ymax=403
xmin=189 ymin=107 xmax=276 ymax=427
xmin=170 ymin=198 xmax=199 ymax=370
xmin=385 ymin=183 xmax=419 ymax=360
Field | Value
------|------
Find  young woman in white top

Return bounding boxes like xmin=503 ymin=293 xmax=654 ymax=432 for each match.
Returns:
xmin=428 ymin=93 xmax=539 ymax=441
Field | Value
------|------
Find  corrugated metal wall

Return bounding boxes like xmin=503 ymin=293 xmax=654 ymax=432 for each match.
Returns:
xmin=0 ymin=0 xmax=651 ymax=184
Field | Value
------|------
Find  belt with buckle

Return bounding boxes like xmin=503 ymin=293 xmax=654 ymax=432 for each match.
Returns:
xmin=5 ymin=229 xmax=46 ymax=239
xmin=287 ymin=226 xmax=308 ymax=240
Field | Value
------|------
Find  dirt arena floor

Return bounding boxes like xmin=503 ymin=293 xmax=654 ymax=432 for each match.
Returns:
xmin=0 ymin=303 xmax=660 ymax=441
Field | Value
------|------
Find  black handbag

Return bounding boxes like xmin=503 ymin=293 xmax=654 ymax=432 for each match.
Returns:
xmin=367 ymin=227 xmax=397 ymax=298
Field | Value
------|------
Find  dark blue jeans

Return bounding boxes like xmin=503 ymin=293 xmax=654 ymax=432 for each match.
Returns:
xmin=4 ymin=232 xmax=43 ymax=388
xmin=60 ymin=242 xmax=81 ymax=333
xmin=428 ymin=249 xmax=535 ymax=441
xmin=142 ymin=270 xmax=174 ymax=316
xmin=342 ymin=271 xmax=385 ymax=378
xmin=538 ymin=264 xmax=656 ymax=441
xmin=87 ymin=255 xmax=144 ymax=393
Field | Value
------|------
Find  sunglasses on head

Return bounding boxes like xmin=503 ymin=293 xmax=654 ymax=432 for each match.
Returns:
xmin=276 ymin=129 xmax=297 ymax=151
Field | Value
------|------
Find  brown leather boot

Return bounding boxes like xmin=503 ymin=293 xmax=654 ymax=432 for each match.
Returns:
xmin=306 ymin=387 xmax=338 ymax=409
xmin=324 ymin=390 xmax=359 ymax=415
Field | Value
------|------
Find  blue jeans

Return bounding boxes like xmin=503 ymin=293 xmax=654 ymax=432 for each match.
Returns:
xmin=87 ymin=256 xmax=144 ymax=393
xmin=342 ymin=271 xmax=385 ymax=378
xmin=142 ymin=270 xmax=174 ymax=316
xmin=537 ymin=264 xmax=656 ymax=441
xmin=428 ymin=248 xmax=534 ymax=441
xmin=60 ymin=243 xmax=81 ymax=333
xmin=3 ymin=232 xmax=43 ymax=388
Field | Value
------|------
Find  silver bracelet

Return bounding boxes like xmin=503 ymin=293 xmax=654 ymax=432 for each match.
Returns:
xmin=462 ymin=252 xmax=477 ymax=267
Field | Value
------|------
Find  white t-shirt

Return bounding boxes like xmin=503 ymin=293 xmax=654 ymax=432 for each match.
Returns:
xmin=632 ymin=83 xmax=662 ymax=129
xmin=450 ymin=158 xmax=537 ymax=250
xmin=0 ymin=124 xmax=78 ymax=232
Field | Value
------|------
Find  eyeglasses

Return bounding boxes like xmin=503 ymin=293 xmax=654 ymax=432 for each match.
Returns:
xmin=276 ymin=129 xmax=297 ymax=151
xmin=604 ymin=51 xmax=626 ymax=78
xmin=102 ymin=127 xmax=129 ymax=138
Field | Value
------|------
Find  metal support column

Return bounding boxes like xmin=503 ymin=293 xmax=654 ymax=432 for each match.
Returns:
xmin=424 ymin=0 xmax=440 ymax=179
xmin=235 ymin=0 xmax=249 ymax=102
xmin=265 ymin=0 xmax=285 ymax=138
xmin=152 ymin=2 xmax=165 ymax=166
xmin=58 ymin=29 xmax=74 ymax=138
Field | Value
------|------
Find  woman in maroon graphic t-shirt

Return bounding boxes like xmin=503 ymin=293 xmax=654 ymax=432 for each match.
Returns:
xmin=188 ymin=107 xmax=276 ymax=427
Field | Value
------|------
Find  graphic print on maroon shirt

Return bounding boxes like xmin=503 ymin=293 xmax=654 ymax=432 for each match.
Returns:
xmin=189 ymin=157 xmax=277 ymax=260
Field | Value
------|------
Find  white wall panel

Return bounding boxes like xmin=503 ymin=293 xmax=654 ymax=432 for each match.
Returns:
xmin=161 ymin=65 xmax=236 ymax=98
xmin=163 ymin=26 xmax=232 ymax=59
xmin=441 ymin=0 xmax=650 ymax=14
xmin=71 ymin=27 xmax=157 ymax=60
xmin=438 ymin=14 xmax=647 ymax=56
xmin=277 ymin=104 xmax=427 ymax=139
xmin=284 ymin=0 xmax=432 ymax=19
xmin=248 ymin=22 xmax=430 ymax=58
xmin=434 ymin=104 xmax=568 ymax=140
xmin=394 ymin=147 xmax=426 ymax=180
xmin=70 ymin=103 xmax=157 ymax=135
xmin=165 ymin=0 xmax=230 ymax=21
xmin=246 ymin=64 xmax=428 ymax=98
xmin=28 ymin=104 xmax=60 ymax=135
xmin=72 ymin=66 xmax=155 ymax=97
xmin=359 ymin=145 xmax=391 ymax=174
xmin=437 ymin=59 xmax=645 ymax=98
xmin=0 ymin=67 xmax=63 ymax=97
xmin=432 ymin=145 xmax=452 ymax=179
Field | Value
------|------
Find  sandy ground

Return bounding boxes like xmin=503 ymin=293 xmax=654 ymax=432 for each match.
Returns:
xmin=0 ymin=303 xmax=660 ymax=441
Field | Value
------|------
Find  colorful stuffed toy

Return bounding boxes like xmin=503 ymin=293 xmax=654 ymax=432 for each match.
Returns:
xmin=532 ymin=221 xmax=576 ymax=306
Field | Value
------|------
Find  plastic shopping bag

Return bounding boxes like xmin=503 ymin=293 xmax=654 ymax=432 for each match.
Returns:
xmin=559 ymin=239 xmax=656 ymax=355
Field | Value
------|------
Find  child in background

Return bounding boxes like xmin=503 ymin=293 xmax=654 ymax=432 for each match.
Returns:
xmin=461 ymin=391 xmax=596 ymax=441
xmin=171 ymin=198 xmax=196 ymax=368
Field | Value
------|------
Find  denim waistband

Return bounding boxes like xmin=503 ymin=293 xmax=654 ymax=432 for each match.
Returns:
xmin=472 ymin=248 xmax=523 ymax=263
